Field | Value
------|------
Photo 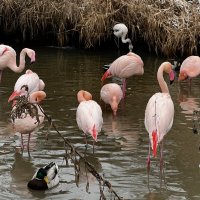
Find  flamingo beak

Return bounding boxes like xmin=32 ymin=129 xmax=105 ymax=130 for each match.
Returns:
xmin=169 ymin=70 xmax=175 ymax=84
xmin=30 ymin=52 xmax=36 ymax=64
xmin=8 ymin=91 xmax=21 ymax=103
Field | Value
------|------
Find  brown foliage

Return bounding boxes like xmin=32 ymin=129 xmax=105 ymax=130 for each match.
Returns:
xmin=0 ymin=0 xmax=200 ymax=56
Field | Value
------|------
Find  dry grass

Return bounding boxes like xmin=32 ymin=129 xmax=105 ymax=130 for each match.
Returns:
xmin=0 ymin=0 xmax=200 ymax=56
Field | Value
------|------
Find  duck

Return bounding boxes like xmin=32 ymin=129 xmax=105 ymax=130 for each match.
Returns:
xmin=27 ymin=162 xmax=59 ymax=190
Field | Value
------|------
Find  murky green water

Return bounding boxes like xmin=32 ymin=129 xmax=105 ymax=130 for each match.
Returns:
xmin=0 ymin=46 xmax=200 ymax=200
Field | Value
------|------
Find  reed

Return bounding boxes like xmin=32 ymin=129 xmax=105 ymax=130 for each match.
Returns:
xmin=0 ymin=0 xmax=200 ymax=56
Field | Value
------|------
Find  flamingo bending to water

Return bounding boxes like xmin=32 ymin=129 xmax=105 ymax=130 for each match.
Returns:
xmin=145 ymin=62 xmax=174 ymax=175
xmin=76 ymin=90 xmax=103 ymax=143
xmin=178 ymin=56 xmax=200 ymax=81
xmin=113 ymin=23 xmax=133 ymax=52
xmin=101 ymin=52 xmax=144 ymax=98
xmin=9 ymin=90 xmax=46 ymax=153
xmin=0 ymin=44 xmax=35 ymax=82
xmin=100 ymin=83 xmax=123 ymax=115
xmin=8 ymin=69 xmax=45 ymax=102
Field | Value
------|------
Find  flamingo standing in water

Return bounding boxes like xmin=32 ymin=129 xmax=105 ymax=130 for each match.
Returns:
xmin=145 ymin=62 xmax=174 ymax=177
xmin=113 ymin=23 xmax=133 ymax=52
xmin=100 ymin=83 xmax=123 ymax=115
xmin=0 ymin=44 xmax=35 ymax=82
xmin=8 ymin=69 xmax=45 ymax=102
xmin=9 ymin=90 xmax=46 ymax=153
xmin=101 ymin=52 xmax=144 ymax=98
xmin=178 ymin=56 xmax=200 ymax=81
xmin=76 ymin=90 xmax=103 ymax=145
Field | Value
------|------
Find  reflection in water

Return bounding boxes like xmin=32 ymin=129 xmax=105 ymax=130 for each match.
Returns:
xmin=10 ymin=153 xmax=39 ymax=198
xmin=178 ymin=84 xmax=200 ymax=115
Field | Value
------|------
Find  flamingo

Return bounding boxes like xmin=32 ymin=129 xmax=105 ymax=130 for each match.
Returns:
xmin=178 ymin=56 xmax=200 ymax=81
xmin=8 ymin=69 xmax=45 ymax=102
xmin=101 ymin=52 xmax=144 ymax=98
xmin=113 ymin=23 xmax=133 ymax=52
xmin=76 ymin=90 xmax=103 ymax=144
xmin=100 ymin=83 xmax=123 ymax=115
xmin=9 ymin=90 xmax=46 ymax=153
xmin=0 ymin=44 xmax=35 ymax=82
xmin=144 ymin=62 xmax=174 ymax=177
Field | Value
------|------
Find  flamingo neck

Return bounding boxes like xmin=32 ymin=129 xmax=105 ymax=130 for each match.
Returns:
xmin=8 ymin=48 xmax=27 ymax=73
xmin=111 ymin=96 xmax=118 ymax=115
xmin=29 ymin=91 xmax=46 ymax=104
xmin=157 ymin=62 xmax=170 ymax=93
xmin=121 ymin=35 xmax=133 ymax=52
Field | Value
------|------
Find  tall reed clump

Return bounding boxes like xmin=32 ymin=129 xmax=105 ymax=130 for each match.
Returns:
xmin=0 ymin=0 xmax=200 ymax=57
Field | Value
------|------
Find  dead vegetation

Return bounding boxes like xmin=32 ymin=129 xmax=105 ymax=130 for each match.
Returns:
xmin=0 ymin=0 xmax=200 ymax=56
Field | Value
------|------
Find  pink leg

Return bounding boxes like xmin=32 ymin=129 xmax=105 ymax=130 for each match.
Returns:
xmin=27 ymin=133 xmax=31 ymax=153
xmin=21 ymin=133 xmax=24 ymax=151
xmin=147 ymin=142 xmax=151 ymax=189
xmin=122 ymin=78 xmax=127 ymax=98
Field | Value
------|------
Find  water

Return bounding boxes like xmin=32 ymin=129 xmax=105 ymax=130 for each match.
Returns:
xmin=0 ymin=46 xmax=200 ymax=200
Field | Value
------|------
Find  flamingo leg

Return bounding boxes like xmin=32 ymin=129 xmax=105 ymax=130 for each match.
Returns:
xmin=27 ymin=133 xmax=31 ymax=153
xmin=93 ymin=140 xmax=95 ymax=154
xmin=0 ymin=70 xmax=2 ymax=82
xmin=20 ymin=133 xmax=24 ymax=151
xmin=147 ymin=141 xmax=151 ymax=189
xmin=122 ymin=78 xmax=127 ymax=98
xmin=159 ymin=141 xmax=164 ymax=188
xmin=84 ymin=133 xmax=88 ymax=155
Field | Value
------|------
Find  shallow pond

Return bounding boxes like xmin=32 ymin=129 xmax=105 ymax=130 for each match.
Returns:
xmin=0 ymin=46 xmax=200 ymax=200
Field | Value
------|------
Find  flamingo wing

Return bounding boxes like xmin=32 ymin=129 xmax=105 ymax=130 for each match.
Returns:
xmin=145 ymin=93 xmax=174 ymax=144
xmin=76 ymin=100 xmax=103 ymax=135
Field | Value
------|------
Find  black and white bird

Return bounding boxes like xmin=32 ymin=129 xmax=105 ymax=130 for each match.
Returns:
xmin=27 ymin=162 xmax=59 ymax=190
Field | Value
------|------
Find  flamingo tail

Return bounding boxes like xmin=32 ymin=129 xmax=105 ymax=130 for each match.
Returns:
xmin=152 ymin=130 xmax=158 ymax=158
xmin=92 ymin=124 xmax=97 ymax=142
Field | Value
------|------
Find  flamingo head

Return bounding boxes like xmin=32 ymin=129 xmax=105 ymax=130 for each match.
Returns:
xmin=8 ymin=85 xmax=29 ymax=104
xmin=151 ymin=130 xmax=158 ymax=158
xmin=24 ymin=48 xmax=36 ymax=64
xmin=29 ymin=91 xmax=46 ymax=104
xmin=113 ymin=23 xmax=128 ymax=38
xmin=77 ymin=90 xmax=92 ymax=103
xmin=178 ymin=71 xmax=188 ymax=81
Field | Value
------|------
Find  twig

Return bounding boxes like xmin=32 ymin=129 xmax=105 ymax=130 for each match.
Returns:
xmin=38 ymin=105 xmax=123 ymax=200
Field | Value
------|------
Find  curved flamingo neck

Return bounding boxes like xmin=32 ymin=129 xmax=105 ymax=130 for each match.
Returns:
xmin=157 ymin=62 xmax=170 ymax=94
xmin=77 ymin=90 xmax=92 ymax=103
xmin=121 ymin=35 xmax=133 ymax=52
xmin=8 ymin=48 xmax=32 ymax=73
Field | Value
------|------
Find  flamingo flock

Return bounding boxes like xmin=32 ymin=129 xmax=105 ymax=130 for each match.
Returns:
xmin=1 ymin=23 xmax=199 ymax=190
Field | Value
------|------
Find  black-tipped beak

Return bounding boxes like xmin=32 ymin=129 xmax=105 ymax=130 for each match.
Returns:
xmin=30 ymin=60 xmax=35 ymax=65
xmin=170 ymin=79 xmax=174 ymax=85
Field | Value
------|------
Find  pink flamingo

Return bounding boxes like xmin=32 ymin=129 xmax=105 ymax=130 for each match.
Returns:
xmin=101 ymin=52 xmax=144 ymax=98
xmin=178 ymin=56 xmax=200 ymax=81
xmin=0 ymin=44 xmax=35 ymax=82
xmin=100 ymin=83 xmax=123 ymax=115
xmin=76 ymin=90 xmax=103 ymax=144
xmin=8 ymin=69 xmax=45 ymax=102
xmin=145 ymin=62 xmax=174 ymax=177
xmin=9 ymin=90 xmax=46 ymax=153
